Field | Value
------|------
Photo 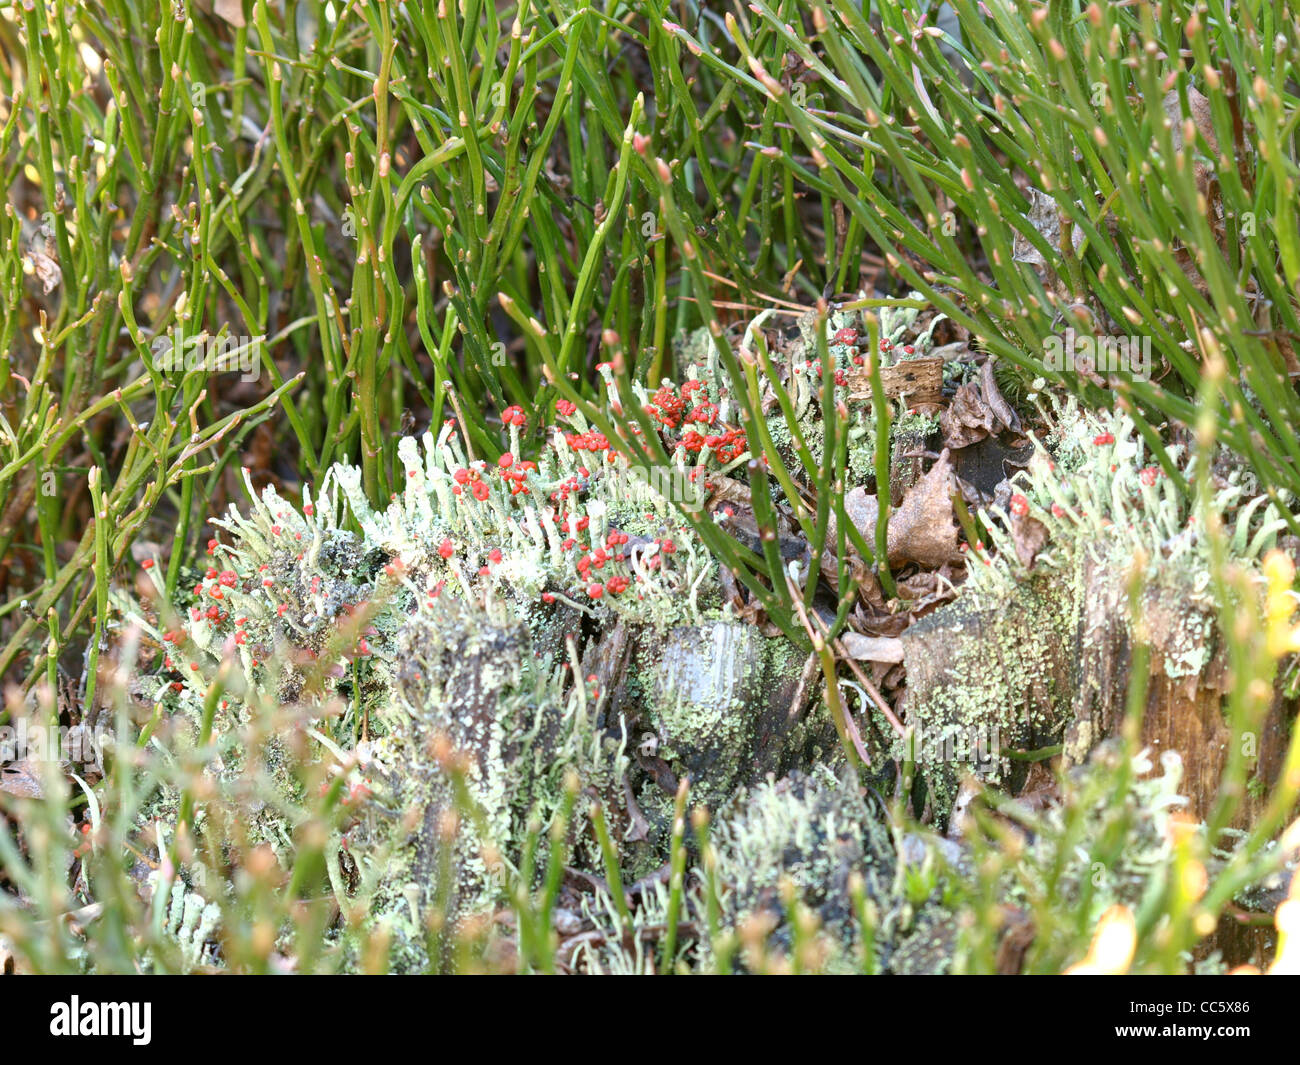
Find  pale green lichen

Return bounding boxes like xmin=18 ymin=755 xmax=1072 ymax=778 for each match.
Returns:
xmin=898 ymin=567 xmax=1079 ymax=816
xmin=998 ymin=743 xmax=1190 ymax=925
xmin=700 ymin=767 xmax=962 ymax=974
xmin=154 ymin=874 xmax=223 ymax=970
xmin=341 ymin=597 xmax=629 ymax=972
xmin=967 ymin=396 xmax=1293 ymax=634
xmin=899 ymin=397 xmax=1298 ymax=820
xmin=122 ymin=388 xmax=837 ymax=969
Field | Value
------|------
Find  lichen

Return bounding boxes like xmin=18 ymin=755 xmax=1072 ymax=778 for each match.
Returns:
xmin=341 ymin=597 xmax=629 ymax=972
xmin=900 ymin=395 xmax=1297 ymax=817
xmin=701 ymin=767 xmax=962 ymax=974
xmin=122 ymin=380 xmax=842 ymax=970
xmin=899 ymin=566 xmax=1079 ymax=815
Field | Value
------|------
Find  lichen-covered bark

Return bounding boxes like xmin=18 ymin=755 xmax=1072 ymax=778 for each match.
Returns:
xmin=582 ymin=618 xmax=834 ymax=870
xmin=900 ymin=571 xmax=1076 ymax=819
xmin=349 ymin=599 xmax=629 ymax=972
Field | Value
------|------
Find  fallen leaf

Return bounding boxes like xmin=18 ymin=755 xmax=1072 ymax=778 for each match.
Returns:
xmin=886 ymin=449 xmax=965 ymax=567
xmin=852 ymin=604 xmax=910 ymax=638
xmin=828 ymin=486 xmax=880 ymax=570
xmin=818 ymin=547 xmax=883 ymax=607
xmin=891 ymin=565 xmax=962 ymax=619
xmin=839 ymin=633 xmax=904 ymax=664
xmin=833 ymin=486 xmax=879 ymax=545
xmin=0 ymin=758 xmax=44 ymax=799
xmin=25 ymin=231 xmax=61 ymax=295
xmin=705 ymin=474 xmax=752 ymax=508
xmin=939 ymin=381 xmax=994 ymax=448
xmin=939 ymin=362 xmax=1022 ymax=453
xmin=716 ymin=563 xmax=746 ymax=613
xmin=979 ymin=360 xmax=1021 ymax=433
xmin=1010 ymin=510 xmax=1050 ymax=569
xmin=836 ymin=456 xmax=966 ymax=570
xmin=214 ymin=0 xmax=246 ymax=27
xmin=1011 ymin=186 xmax=1086 ymax=273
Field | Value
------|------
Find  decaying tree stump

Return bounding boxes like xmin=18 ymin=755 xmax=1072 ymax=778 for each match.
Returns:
xmin=1061 ymin=555 xmax=1295 ymax=966
xmin=901 ymin=549 xmax=1298 ymax=966
xmin=1062 ymin=555 xmax=1293 ymax=828
xmin=898 ymin=572 xmax=1076 ymax=816
xmin=582 ymin=618 xmax=834 ymax=864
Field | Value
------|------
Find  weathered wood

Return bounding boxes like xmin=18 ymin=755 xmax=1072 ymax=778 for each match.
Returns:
xmin=904 ymin=551 xmax=1297 ymax=966
xmin=847 ymin=356 xmax=943 ymax=406
xmin=1064 ymin=556 xmax=1293 ymax=832
xmin=1060 ymin=556 xmax=1295 ymax=967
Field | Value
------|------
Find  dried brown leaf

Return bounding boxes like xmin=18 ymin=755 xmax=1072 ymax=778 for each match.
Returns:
xmin=885 ymin=450 xmax=964 ymax=567
xmin=26 ymin=236 xmax=61 ymax=294
xmin=214 ymin=0 xmax=247 ymax=27
xmin=979 ymin=360 xmax=1021 ymax=433
xmin=939 ymin=381 xmax=993 ymax=449
xmin=1010 ymin=511 xmax=1051 ymax=570
xmin=0 ymin=758 xmax=45 ymax=799
xmin=1011 ymin=186 xmax=1086 ymax=272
